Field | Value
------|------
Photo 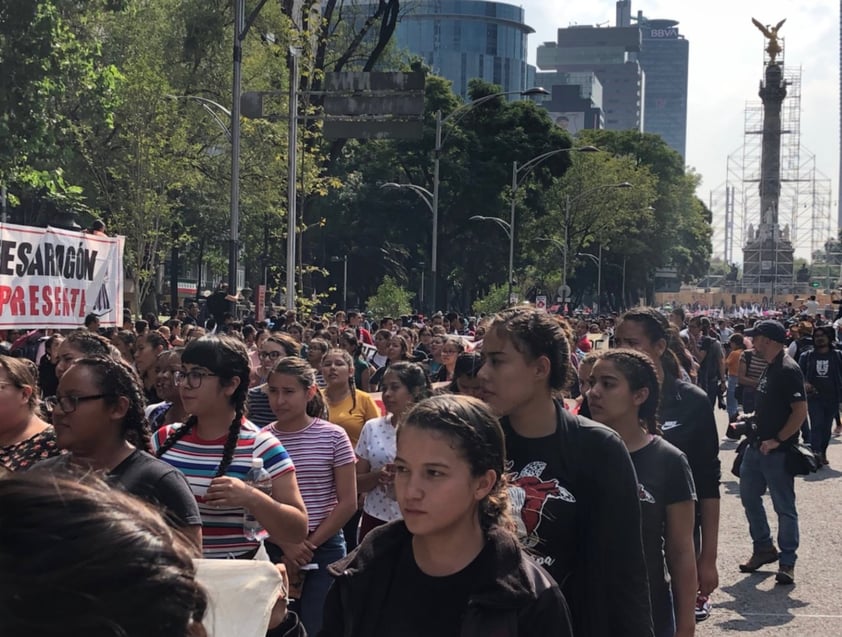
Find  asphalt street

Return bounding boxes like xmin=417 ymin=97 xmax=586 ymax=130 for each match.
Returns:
xmin=700 ymin=409 xmax=842 ymax=636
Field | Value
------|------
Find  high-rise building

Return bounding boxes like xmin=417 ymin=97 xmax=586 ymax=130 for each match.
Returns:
xmin=636 ymin=14 xmax=689 ymax=158
xmin=535 ymin=2 xmax=689 ymax=158
xmin=388 ymin=0 xmax=535 ymax=97
xmin=536 ymin=25 xmax=644 ymax=132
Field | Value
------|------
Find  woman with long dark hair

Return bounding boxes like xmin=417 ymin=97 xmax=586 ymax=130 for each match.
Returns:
xmin=588 ymin=350 xmax=698 ymax=637
xmin=152 ymin=335 xmax=308 ymax=558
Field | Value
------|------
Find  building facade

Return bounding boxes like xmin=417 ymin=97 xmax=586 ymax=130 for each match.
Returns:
xmin=536 ymin=25 xmax=645 ymax=132
xmin=391 ymin=0 xmax=535 ymax=97
xmin=637 ymin=16 xmax=689 ymax=158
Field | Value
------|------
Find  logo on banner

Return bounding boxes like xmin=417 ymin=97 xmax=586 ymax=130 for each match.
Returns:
xmin=0 ymin=223 xmax=124 ymax=328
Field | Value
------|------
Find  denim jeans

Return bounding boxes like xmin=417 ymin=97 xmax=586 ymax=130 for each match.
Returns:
xmin=727 ymin=375 xmax=739 ymax=420
xmin=808 ymin=399 xmax=836 ymax=454
xmin=297 ymin=532 xmax=346 ymax=636
xmin=739 ymin=446 xmax=799 ymax=566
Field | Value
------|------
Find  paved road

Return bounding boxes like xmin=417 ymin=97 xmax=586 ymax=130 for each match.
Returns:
xmin=701 ymin=409 xmax=842 ymax=636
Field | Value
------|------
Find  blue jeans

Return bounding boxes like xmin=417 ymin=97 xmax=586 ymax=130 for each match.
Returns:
xmin=808 ymin=399 xmax=836 ymax=454
xmin=297 ymin=533 xmax=346 ymax=636
xmin=739 ymin=446 xmax=799 ymax=566
xmin=726 ymin=375 xmax=739 ymax=419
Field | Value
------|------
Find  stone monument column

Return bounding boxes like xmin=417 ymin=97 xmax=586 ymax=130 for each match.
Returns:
xmin=742 ymin=18 xmax=794 ymax=294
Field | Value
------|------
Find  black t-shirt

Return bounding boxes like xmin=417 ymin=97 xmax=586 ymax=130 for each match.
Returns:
xmin=373 ymin=540 xmax=492 ymax=637
xmin=630 ymin=437 xmax=696 ymax=636
xmin=37 ymin=450 xmax=201 ymax=528
xmin=503 ymin=425 xmax=578 ymax=586
xmin=755 ymin=350 xmax=806 ymax=443
xmin=799 ymin=349 xmax=841 ymax=402
xmin=698 ymin=336 xmax=722 ymax=380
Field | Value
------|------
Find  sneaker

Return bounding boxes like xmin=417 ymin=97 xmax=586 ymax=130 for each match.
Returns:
xmin=695 ymin=595 xmax=712 ymax=622
xmin=739 ymin=547 xmax=779 ymax=572
xmin=776 ymin=564 xmax=795 ymax=585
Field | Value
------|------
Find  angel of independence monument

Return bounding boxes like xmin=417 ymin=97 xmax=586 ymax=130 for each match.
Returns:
xmin=741 ymin=18 xmax=793 ymax=294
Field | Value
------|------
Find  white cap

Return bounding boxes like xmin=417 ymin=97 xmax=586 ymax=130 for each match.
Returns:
xmin=251 ymin=457 xmax=264 ymax=469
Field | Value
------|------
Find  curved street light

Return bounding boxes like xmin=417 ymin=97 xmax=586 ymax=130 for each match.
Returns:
xmin=430 ymin=86 xmax=549 ymax=311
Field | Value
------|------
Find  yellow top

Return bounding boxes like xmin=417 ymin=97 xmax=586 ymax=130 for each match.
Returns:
xmin=323 ymin=389 xmax=381 ymax=447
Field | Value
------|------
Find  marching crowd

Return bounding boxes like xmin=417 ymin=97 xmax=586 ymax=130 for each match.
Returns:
xmin=0 ymin=297 xmax=834 ymax=637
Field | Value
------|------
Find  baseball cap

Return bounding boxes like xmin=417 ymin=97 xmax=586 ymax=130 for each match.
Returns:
xmin=744 ymin=320 xmax=787 ymax=343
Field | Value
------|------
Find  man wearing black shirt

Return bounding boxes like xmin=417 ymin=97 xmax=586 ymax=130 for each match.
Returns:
xmin=798 ymin=324 xmax=841 ymax=466
xmin=738 ymin=320 xmax=807 ymax=585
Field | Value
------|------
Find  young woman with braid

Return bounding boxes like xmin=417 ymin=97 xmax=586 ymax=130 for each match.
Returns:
xmin=587 ymin=350 xmax=697 ymax=637
xmin=614 ymin=308 xmax=721 ymax=622
xmin=54 ymin=330 xmax=123 ymax=380
xmin=34 ymin=357 xmax=201 ymax=546
xmin=152 ymin=335 xmax=308 ymax=559
xmin=320 ymin=395 xmax=574 ymax=637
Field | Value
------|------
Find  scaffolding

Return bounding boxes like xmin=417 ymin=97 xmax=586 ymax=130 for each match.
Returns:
xmin=710 ymin=66 xmax=833 ymax=266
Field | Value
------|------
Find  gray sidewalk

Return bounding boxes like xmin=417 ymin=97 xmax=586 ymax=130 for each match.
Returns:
xmin=701 ymin=410 xmax=842 ymax=636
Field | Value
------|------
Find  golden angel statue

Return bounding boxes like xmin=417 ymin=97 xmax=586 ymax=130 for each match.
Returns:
xmin=752 ymin=18 xmax=786 ymax=64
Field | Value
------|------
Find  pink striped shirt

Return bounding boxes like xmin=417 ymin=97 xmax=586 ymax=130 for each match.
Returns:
xmin=263 ymin=418 xmax=356 ymax=531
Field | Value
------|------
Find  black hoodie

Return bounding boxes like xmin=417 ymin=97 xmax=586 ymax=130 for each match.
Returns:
xmin=317 ymin=521 xmax=573 ymax=637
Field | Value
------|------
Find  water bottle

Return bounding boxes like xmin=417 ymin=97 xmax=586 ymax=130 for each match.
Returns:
xmin=243 ymin=457 xmax=273 ymax=541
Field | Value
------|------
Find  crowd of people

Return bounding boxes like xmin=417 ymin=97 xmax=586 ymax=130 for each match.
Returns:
xmin=1 ymin=296 xmax=835 ymax=637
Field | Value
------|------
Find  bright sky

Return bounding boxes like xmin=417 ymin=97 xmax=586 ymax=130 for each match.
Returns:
xmin=518 ymin=0 xmax=839 ymax=226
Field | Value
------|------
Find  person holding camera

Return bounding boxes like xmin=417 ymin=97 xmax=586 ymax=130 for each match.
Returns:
xmin=738 ymin=320 xmax=806 ymax=585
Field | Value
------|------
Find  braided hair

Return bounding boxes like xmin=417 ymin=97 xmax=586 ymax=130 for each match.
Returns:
xmin=595 ymin=349 xmax=662 ymax=435
xmin=70 ymin=357 xmax=153 ymax=453
xmin=155 ymin=335 xmax=251 ymax=477
xmin=401 ymin=394 xmax=512 ymax=533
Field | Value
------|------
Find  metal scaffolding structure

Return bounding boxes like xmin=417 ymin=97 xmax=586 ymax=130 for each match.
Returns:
xmin=711 ymin=66 xmax=833 ymax=266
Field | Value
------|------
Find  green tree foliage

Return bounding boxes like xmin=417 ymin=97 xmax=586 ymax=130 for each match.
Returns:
xmin=365 ymin=275 xmax=413 ymax=319
xmin=472 ymin=284 xmax=509 ymax=316
xmin=0 ymin=0 xmax=122 ymax=220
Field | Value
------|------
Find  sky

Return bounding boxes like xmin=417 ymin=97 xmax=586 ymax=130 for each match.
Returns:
xmin=517 ymin=0 xmax=839 ymax=228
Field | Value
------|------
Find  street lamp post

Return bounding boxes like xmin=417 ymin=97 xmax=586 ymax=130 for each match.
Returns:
xmin=380 ymin=182 xmax=434 ymax=312
xmin=577 ymin=247 xmax=603 ymax=313
xmin=430 ymin=87 xmax=549 ymax=310
xmin=470 ymin=146 xmax=599 ymax=304
xmin=331 ymin=255 xmax=348 ymax=310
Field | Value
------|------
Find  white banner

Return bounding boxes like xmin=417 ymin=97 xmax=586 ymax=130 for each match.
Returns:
xmin=0 ymin=223 xmax=124 ymax=329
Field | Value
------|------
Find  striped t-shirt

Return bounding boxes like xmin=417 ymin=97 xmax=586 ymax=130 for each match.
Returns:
xmin=263 ymin=418 xmax=356 ymax=532
xmin=247 ymin=385 xmax=276 ymax=429
xmin=151 ymin=420 xmax=294 ymax=558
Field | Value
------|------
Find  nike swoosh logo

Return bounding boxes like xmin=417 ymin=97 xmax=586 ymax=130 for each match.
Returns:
xmin=662 ymin=421 xmax=683 ymax=431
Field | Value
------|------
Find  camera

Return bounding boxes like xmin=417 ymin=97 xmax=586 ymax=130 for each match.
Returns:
xmin=726 ymin=413 xmax=757 ymax=440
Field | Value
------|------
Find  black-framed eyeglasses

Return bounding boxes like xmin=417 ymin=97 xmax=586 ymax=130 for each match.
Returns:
xmin=258 ymin=350 xmax=283 ymax=360
xmin=45 ymin=394 xmax=115 ymax=414
xmin=174 ymin=370 xmax=218 ymax=389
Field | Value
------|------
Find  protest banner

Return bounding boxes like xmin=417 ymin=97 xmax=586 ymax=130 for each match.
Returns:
xmin=0 ymin=223 xmax=124 ymax=329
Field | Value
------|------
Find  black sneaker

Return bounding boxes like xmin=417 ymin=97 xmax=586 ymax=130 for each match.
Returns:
xmin=776 ymin=564 xmax=795 ymax=585
xmin=739 ymin=547 xmax=779 ymax=572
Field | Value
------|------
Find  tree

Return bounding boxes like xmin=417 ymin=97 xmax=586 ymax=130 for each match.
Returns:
xmin=472 ymin=284 xmax=509 ymax=316
xmin=0 ymin=1 xmax=122 ymax=223
xmin=365 ymin=275 xmax=414 ymax=319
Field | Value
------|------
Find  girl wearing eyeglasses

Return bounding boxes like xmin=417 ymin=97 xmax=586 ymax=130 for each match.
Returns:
xmin=36 ymin=357 xmax=202 ymax=547
xmin=432 ymin=335 xmax=465 ymax=382
xmin=0 ymin=356 xmax=60 ymax=472
xmin=246 ymin=333 xmax=301 ymax=428
xmin=152 ymin=335 xmax=308 ymax=559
